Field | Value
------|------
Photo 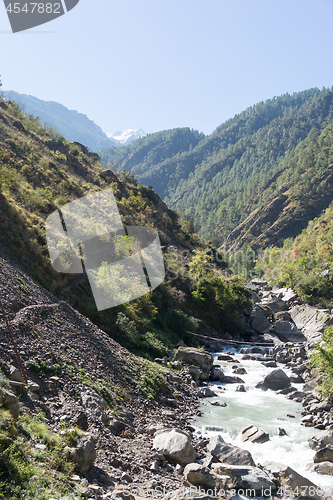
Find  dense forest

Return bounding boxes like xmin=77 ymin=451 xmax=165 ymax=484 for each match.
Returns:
xmin=100 ymin=88 xmax=333 ymax=248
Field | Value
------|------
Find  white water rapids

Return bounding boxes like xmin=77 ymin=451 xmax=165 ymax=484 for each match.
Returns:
xmin=195 ymin=348 xmax=333 ymax=497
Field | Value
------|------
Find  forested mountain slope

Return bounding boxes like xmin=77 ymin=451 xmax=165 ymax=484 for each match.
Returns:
xmin=100 ymin=88 xmax=333 ymax=247
xmin=0 ymin=97 xmax=250 ymax=358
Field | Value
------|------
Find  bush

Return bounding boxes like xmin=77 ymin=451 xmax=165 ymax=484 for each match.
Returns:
xmin=310 ymin=327 xmax=333 ymax=398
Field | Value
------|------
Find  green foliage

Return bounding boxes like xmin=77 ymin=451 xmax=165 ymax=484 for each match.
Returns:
xmin=258 ymin=201 xmax=333 ymax=306
xmin=310 ymin=327 xmax=333 ymax=398
xmin=116 ymin=312 xmax=139 ymax=343
xmin=100 ymin=88 xmax=333 ymax=246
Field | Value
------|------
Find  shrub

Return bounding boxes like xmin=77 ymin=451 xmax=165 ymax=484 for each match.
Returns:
xmin=310 ymin=327 xmax=333 ymax=398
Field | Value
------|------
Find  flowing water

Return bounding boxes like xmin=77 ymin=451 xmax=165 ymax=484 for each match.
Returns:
xmin=195 ymin=348 xmax=333 ymax=497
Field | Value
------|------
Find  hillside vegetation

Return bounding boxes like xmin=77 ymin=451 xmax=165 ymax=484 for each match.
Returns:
xmin=0 ymin=97 xmax=250 ymax=359
xmin=100 ymin=88 xmax=333 ymax=249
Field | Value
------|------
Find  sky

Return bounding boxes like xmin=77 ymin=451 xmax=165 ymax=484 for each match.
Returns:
xmin=1 ymin=0 xmax=333 ymax=136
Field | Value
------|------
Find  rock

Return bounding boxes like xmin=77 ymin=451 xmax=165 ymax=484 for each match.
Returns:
xmin=312 ymin=461 xmax=333 ymax=475
xmin=289 ymin=372 xmax=305 ymax=384
xmin=64 ymin=435 xmax=96 ymax=472
xmin=240 ymin=425 xmax=269 ymax=444
xmin=28 ymin=381 xmax=40 ymax=393
xmin=251 ymin=278 xmax=268 ymax=286
xmin=198 ymin=387 xmax=218 ymax=398
xmin=278 ymin=428 xmax=288 ymax=436
xmin=290 ymin=304 xmax=333 ymax=344
xmin=8 ymin=365 xmax=25 ymax=384
xmin=261 ymin=360 xmax=277 ymax=368
xmin=80 ymin=388 xmax=108 ymax=422
xmin=207 ymin=434 xmax=255 ymax=466
xmin=152 ymin=429 xmax=196 ymax=466
xmin=108 ymin=417 xmax=129 ymax=435
xmin=217 ymin=354 xmax=234 ymax=361
xmin=188 ymin=365 xmax=201 ymax=381
xmin=250 ymin=305 xmax=271 ymax=334
xmin=236 ymin=385 xmax=246 ymax=392
xmin=264 ymin=462 xmax=322 ymax=500
xmin=313 ymin=445 xmax=333 ymax=463
xmin=222 ymin=376 xmax=245 ymax=384
xmin=309 ymin=400 xmax=332 ymax=414
xmin=272 ymin=320 xmax=306 ymax=343
xmin=174 ymin=348 xmax=213 ymax=380
xmin=210 ymin=401 xmax=227 ymax=407
xmin=211 ymin=463 xmax=275 ymax=492
xmin=183 ymin=463 xmax=217 ymax=488
xmin=255 ymin=368 xmax=290 ymax=391
xmin=309 ymin=430 xmax=333 ymax=450
xmin=0 ymin=388 xmax=20 ymax=420
xmin=210 ymin=366 xmax=224 ymax=381
xmin=233 ymin=367 xmax=247 ymax=375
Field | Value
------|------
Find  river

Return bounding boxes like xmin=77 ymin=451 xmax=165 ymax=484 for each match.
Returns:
xmin=195 ymin=348 xmax=333 ymax=497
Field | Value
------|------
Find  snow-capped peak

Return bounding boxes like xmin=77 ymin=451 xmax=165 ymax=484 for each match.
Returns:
xmin=107 ymin=128 xmax=146 ymax=145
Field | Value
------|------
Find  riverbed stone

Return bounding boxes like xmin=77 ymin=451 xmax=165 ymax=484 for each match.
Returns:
xmin=174 ymin=348 xmax=213 ymax=380
xmin=255 ymin=368 xmax=290 ymax=391
xmin=207 ymin=435 xmax=255 ymax=466
xmin=222 ymin=376 xmax=245 ymax=384
xmin=183 ymin=463 xmax=218 ymax=488
xmin=153 ymin=428 xmax=196 ymax=466
xmin=250 ymin=305 xmax=271 ymax=334
xmin=210 ymin=365 xmax=225 ymax=381
xmin=309 ymin=430 xmax=333 ymax=450
xmin=312 ymin=461 xmax=333 ymax=475
xmin=313 ymin=445 xmax=333 ymax=463
xmin=211 ymin=463 xmax=275 ymax=492
xmin=198 ymin=387 xmax=218 ymax=398
xmin=240 ymin=425 xmax=269 ymax=444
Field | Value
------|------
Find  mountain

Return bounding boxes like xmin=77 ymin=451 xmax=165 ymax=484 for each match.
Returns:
xmin=107 ymin=128 xmax=146 ymax=145
xmin=3 ymin=90 xmax=117 ymax=152
xmin=99 ymin=88 xmax=333 ymax=249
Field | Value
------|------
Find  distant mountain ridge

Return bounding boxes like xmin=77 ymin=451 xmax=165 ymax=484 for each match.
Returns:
xmin=99 ymin=87 xmax=333 ymax=250
xmin=3 ymin=90 xmax=117 ymax=152
xmin=107 ymin=128 xmax=146 ymax=145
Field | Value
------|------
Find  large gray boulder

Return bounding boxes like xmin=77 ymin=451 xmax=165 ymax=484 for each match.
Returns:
xmin=81 ymin=388 xmax=108 ymax=422
xmin=207 ymin=434 xmax=255 ymax=466
xmin=153 ymin=429 xmax=196 ymax=466
xmin=211 ymin=463 xmax=275 ymax=492
xmin=255 ymin=368 xmax=290 ymax=391
xmin=289 ymin=304 xmax=333 ymax=344
xmin=210 ymin=365 xmax=224 ymax=381
xmin=264 ymin=462 xmax=322 ymax=500
xmin=183 ymin=463 xmax=217 ymax=488
xmin=174 ymin=348 xmax=213 ymax=380
xmin=272 ymin=320 xmax=306 ymax=343
xmin=64 ymin=434 xmax=96 ymax=472
xmin=250 ymin=305 xmax=271 ymax=334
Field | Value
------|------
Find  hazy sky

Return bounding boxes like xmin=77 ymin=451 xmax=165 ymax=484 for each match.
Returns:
xmin=1 ymin=0 xmax=333 ymax=135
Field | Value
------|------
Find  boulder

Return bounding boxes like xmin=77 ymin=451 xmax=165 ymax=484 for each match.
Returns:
xmin=188 ymin=365 xmax=201 ymax=381
xmin=312 ymin=461 xmax=333 ymax=475
xmin=236 ymin=385 xmax=246 ymax=392
xmin=210 ymin=366 xmax=224 ymax=381
xmin=174 ymin=348 xmax=213 ymax=379
xmin=183 ymin=463 xmax=217 ymax=488
xmin=250 ymin=305 xmax=271 ymax=334
xmin=211 ymin=463 xmax=275 ymax=492
xmin=313 ymin=445 xmax=333 ymax=463
xmin=289 ymin=304 xmax=333 ymax=344
xmin=217 ymin=354 xmax=234 ymax=361
xmin=81 ymin=388 xmax=107 ymax=421
xmin=65 ymin=434 xmax=96 ymax=472
xmin=153 ymin=429 xmax=196 ymax=466
xmin=264 ymin=462 xmax=322 ymax=500
xmin=198 ymin=387 xmax=218 ymax=398
xmin=240 ymin=425 xmax=269 ymax=444
xmin=309 ymin=430 xmax=333 ymax=450
xmin=222 ymin=376 xmax=245 ymax=384
xmin=207 ymin=435 xmax=255 ymax=466
xmin=8 ymin=365 xmax=25 ymax=384
xmin=0 ymin=388 xmax=20 ymax=420
xmin=233 ymin=367 xmax=247 ymax=375
xmin=255 ymin=369 xmax=290 ymax=391
xmin=272 ymin=320 xmax=306 ymax=343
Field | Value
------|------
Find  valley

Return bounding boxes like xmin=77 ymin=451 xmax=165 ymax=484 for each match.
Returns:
xmin=0 ymin=88 xmax=333 ymax=500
